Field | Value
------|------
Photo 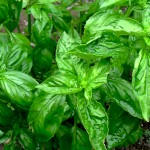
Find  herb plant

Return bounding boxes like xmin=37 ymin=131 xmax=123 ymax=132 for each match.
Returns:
xmin=0 ymin=0 xmax=150 ymax=149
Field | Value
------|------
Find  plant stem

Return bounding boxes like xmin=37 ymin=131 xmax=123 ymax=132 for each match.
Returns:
xmin=79 ymin=0 xmax=83 ymax=37
xmin=74 ymin=95 xmax=77 ymax=150
xmin=28 ymin=14 xmax=31 ymax=40
xmin=17 ymin=25 xmax=21 ymax=33
xmin=125 ymin=6 xmax=132 ymax=17
xmin=4 ymin=26 xmax=14 ymax=41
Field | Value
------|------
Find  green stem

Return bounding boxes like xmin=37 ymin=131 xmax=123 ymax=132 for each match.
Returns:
xmin=125 ymin=6 xmax=132 ymax=17
xmin=79 ymin=0 xmax=83 ymax=37
xmin=17 ymin=25 xmax=21 ymax=33
xmin=73 ymin=95 xmax=77 ymax=150
xmin=4 ymin=26 xmax=14 ymax=41
xmin=28 ymin=14 xmax=31 ymax=40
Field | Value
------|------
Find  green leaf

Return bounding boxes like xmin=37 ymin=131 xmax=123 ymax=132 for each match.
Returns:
xmin=30 ymin=4 xmax=42 ymax=20
xmin=0 ymin=130 xmax=4 ymax=137
xmin=56 ymin=32 xmax=79 ymax=74
xmin=11 ymin=33 xmax=31 ymax=47
xmin=32 ymin=20 xmax=53 ymax=46
xmin=28 ymin=94 xmax=66 ymax=141
xmin=104 ymin=76 xmax=143 ymax=119
xmin=74 ymin=128 xmax=92 ymax=150
xmin=77 ymin=92 xmax=108 ymax=150
xmin=0 ymin=101 xmax=14 ymax=126
xmin=100 ymin=0 xmax=128 ymax=8
xmin=86 ymin=60 xmax=110 ymax=90
xmin=142 ymin=6 xmax=150 ymax=33
xmin=5 ymin=0 xmax=22 ymax=31
xmin=132 ymin=49 xmax=150 ymax=121
xmin=68 ymin=29 xmax=82 ymax=44
xmin=61 ymin=0 xmax=74 ymax=7
xmin=0 ymin=0 xmax=8 ymax=24
xmin=37 ymin=70 xmax=82 ymax=94
xmin=18 ymin=129 xmax=37 ymax=150
xmin=33 ymin=47 xmax=52 ymax=74
xmin=0 ymin=71 xmax=38 ymax=109
xmin=83 ymin=11 xmax=144 ymax=43
xmin=52 ymin=16 xmax=69 ymax=32
xmin=57 ymin=126 xmax=92 ymax=150
xmin=107 ymin=103 xmax=142 ymax=149
xmin=0 ymin=34 xmax=32 ymax=73
xmin=69 ymin=36 xmax=129 ymax=59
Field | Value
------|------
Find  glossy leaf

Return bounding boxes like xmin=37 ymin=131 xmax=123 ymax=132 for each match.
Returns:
xmin=37 ymin=70 xmax=82 ymax=94
xmin=32 ymin=19 xmax=53 ymax=46
xmin=83 ymin=11 xmax=144 ymax=43
xmin=0 ymin=101 xmax=14 ymax=126
xmin=100 ymin=0 xmax=128 ymax=8
xmin=86 ymin=60 xmax=110 ymax=90
xmin=73 ymin=128 xmax=92 ymax=150
xmin=33 ymin=47 xmax=52 ymax=74
xmin=107 ymin=103 xmax=142 ymax=149
xmin=142 ymin=6 xmax=150 ymax=33
xmin=52 ymin=16 xmax=69 ymax=32
xmin=56 ymin=32 xmax=80 ymax=74
xmin=132 ymin=49 xmax=150 ymax=121
xmin=5 ymin=0 xmax=22 ymax=31
xmin=0 ymin=0 xmax=8 ymax=24
xmin=57 ymin=126 xmax=92 ymax=150
xmin=0 ymin=71 xmax=38 ymax=109
xmin=28 ymin=94 xmax=66 ymax=141
xmin=0 ymin=35 xmax=32 ymax=73
xmin=18 ymin=129 xmax=37 ymax=150
xmin=104 ymin=77 xmax=143 ymax=119
xmin=77 ymin=92 xmax=108 ymax=150
xmin=69 ymin=37 xmax=129 ymax=59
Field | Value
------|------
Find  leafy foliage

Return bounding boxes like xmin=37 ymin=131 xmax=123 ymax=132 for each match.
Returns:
xmin=0 ymin=0 xmax=149 ymax=149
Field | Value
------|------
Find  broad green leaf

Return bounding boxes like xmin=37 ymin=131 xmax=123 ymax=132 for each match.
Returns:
xmin=52 ymin=16 xmax=69 ymax=32
xmin=0 ymin=1 xmax=8 ymax=24
xmin=73 ymin=128 xmax=92 ymax=150
xmin=144 ymin=36 xmax=150 ymax=46
xmin=38 ymin=0 xmax=58 ymax=4
xmin=68 ymin=29 xmax=82 ymax=44
xmin=18 ymin=129 xmax=37 ymax=150
xmin=56 ymin=32 xmax=80 ymax=74
xmin=100 ymin=0 xmax=128 ymax=8
xmin=132 ymin=49 xmax=150 ymax=121
xmin=0 ymin=71 xmax=38 ymax=109
xmin=142 ymin=6 xmax=150 ymax=33
xmin=5 ymin=0 xmax=22 ymax=31
xmin=107 ymin=103 xmax=142 ymax=149
xmin=28 ymin=94 xmax=66 ymax=141
xmin=22 ymin=0 xmax=29 ymax=8
xmin=8 ymin=44 xmax=32 ymax=73
xmin=32 ymin=20 xmax=53 ymax=46
xmin=0 ymin=34 xmax=32 ymax=73
xmin=77 ymin=92 xmax=108 ymax=150
xmin=11 ymin=33 xmax=31 ymax=47
xmin=0 ymin=130 xmax=4 ymax=137
xmin=33 ymin=47 xmax=52 ymax=74
xmin=104 ymin=77 xmax=143 ymax=119
xmin=37 ymin=70 xmax=82 ymax=94
xmin=86 ymin=60 xmax=110 ymax=90
xmin=83 ymin=11 xmax=144 ymax=43
xmin=61 ymin=0 xmax=74 ymax=7
xmin=30 ymin=4 xmax=42 ymax=20
xmin=69 ymin=35 xmax=128 ymax=59
xmin=0 ymin=101 xmax=14 ymax=126
xmin=57 ymin=126 xmax=92 ymax=150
